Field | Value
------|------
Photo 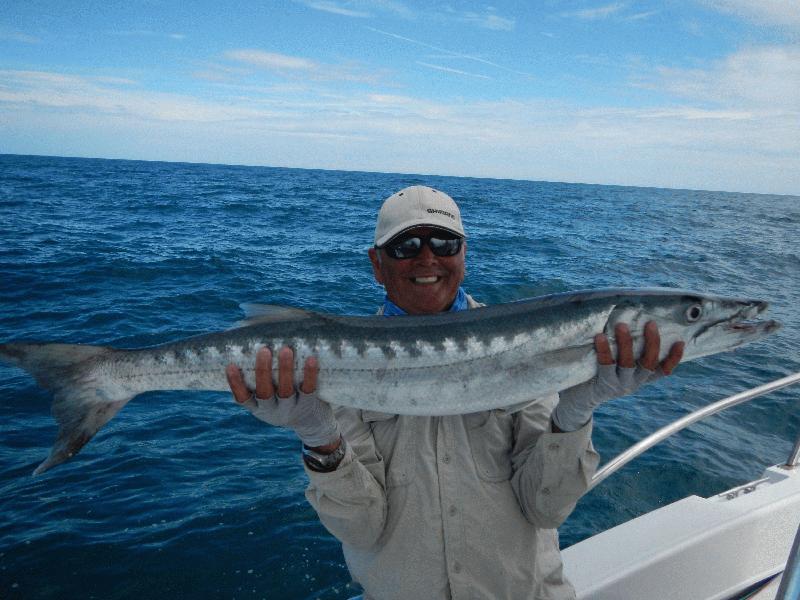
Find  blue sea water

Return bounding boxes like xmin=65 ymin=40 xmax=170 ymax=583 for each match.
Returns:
xmin=0 ymin=153 xmax=798 ymax=599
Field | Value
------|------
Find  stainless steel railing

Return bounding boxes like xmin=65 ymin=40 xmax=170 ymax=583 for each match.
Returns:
xmin=589 ymin=371 xmax=800 ymax=490
xmin=788 ymin=433 xmax=800 ymax=469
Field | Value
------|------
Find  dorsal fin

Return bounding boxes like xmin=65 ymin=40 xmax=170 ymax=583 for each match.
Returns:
xmin=234 ymin=303 xmax=314 ymax=328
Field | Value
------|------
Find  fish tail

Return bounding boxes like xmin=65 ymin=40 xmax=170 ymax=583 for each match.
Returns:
xmin=0 ymin=342 xmax=133 ymax=476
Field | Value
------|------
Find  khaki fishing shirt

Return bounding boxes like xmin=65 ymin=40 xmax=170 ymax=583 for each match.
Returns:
xmin=304 ymin=299 xmax=600 ymax=600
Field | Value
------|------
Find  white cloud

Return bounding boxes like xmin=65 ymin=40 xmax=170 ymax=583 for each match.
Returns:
xmin=0 ymin=30 xmax=40 ymax=43
xmin=703 ymin=0 xmax=800 ymax=29
xmin=1 ymin=67 xmax=797 ymax=194
xmin=633 ymin=107 xmax=753 ymax=120
xmin=562 ymin=3 xmax=627 ymax=20
xmin=225 ymin=50 xmax=319 ymax=71
xmin=223 ymin=49 xmax=384 ymax=83
xmin=647 ymin=46 xmax=800 ymax=111
xmin=295 ymin=0 xmax=413 ymax=19
xmin=626 ymin=10 xmax=659 ymax=21
xmin=367 ymin=93 xmax=416 ymax=105
xmin=109 ymin=30 xmax=187 ymax=40
xmin=365 ymin=0 xmax=415 ymax=18
xmin=297 ymin=1 xmax=371 ymax=17
xmin=0 ymin=70 xmax=269 ymax=122
xmin=298 ymin=2 xmax=515 ymax=31
xmin=556 ymin=3 xmax=657 ymax=23
xmin=92 ymin=76 xmax=139 ymax=85
xmin=460 ymin=11 xmax=515 ymax=31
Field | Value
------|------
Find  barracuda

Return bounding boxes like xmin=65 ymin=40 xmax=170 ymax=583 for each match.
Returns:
xmin=0 ymin=288 xmax=781 ymax=475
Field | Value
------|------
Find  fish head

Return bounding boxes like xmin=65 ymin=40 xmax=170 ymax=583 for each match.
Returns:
xmin=603 ymin=290 xmax=781 ymax=362
xmin=681 ymin=294 xmax=781 ymax=361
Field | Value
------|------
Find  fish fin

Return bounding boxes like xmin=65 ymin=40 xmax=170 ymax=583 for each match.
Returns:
xmin=234 ymin=303 xmax=314 ymax=327
xmin=34 ymin=394 xmax=132 ymax=476
xmin=0 ymin=342 xmax=133 ymax=476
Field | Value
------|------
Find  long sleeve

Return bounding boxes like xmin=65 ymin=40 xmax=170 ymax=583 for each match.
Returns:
xmin=510 ymin=395 xmax=600 ymax=528
xmin=304 ymin=406 xmax=388 ymax=549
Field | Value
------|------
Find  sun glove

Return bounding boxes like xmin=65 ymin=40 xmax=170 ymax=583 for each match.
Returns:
xmin=552 ymin=362 xmax=663 ymax=432
xmin=241 ymin=388 xmax=340 ymax=448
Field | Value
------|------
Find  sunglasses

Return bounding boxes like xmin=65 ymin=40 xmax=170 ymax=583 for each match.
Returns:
xmin=380 ymin=232 xmax=464 ymax=260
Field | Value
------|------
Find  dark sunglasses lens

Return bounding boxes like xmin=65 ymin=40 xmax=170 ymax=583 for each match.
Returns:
xmin=395 ymin=238 xmax=422 ymax=258
xmin=429 ymin=237 xmax=462 ymax=256
xmin=385 ymin=235 xmax=462 ymax=259
xmin=387 ymin=237 xmax=422 ymax=259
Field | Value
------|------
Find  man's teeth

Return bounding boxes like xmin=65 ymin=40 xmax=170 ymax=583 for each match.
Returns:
xmin=414 ymin=276 xmax=439 ymax=284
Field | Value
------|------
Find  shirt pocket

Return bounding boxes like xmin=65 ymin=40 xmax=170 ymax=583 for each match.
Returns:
xmin=465 ymin=410 xmax=515 ymax=482
xmin=362 ymin=410 xmax=417 ymax=487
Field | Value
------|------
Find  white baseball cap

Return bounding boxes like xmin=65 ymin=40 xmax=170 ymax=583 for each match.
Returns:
xmin=373 ymin=185 xmax=466 ymax=247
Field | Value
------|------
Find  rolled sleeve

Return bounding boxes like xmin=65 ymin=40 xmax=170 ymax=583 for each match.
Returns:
xmin=304 ymin=406 xmax=388 ymax=549
xmin=511 ymin=419 xmax=599 ymax=528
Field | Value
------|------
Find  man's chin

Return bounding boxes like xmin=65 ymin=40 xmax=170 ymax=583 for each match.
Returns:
xmin=407 ymin=295 xmax=452 ymax=314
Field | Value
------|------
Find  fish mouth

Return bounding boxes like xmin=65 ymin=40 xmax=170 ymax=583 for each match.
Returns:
xmin=696 ymin=300 xmax=780 ymax=341
xmin=729 ymin=300 xmax=777 ymax=334
xmin=725 ymin=319 xmax=781 ymax=335
xmin=744 ymin=300 xmax=769 ymax=320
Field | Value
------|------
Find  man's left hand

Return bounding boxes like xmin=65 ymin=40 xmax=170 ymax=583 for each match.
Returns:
xmin=552 ymin=321 xmax=684 ymax=432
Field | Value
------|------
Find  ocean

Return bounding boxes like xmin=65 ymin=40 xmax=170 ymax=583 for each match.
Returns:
xmin=0 ymin=153 xmax=798 ymax=599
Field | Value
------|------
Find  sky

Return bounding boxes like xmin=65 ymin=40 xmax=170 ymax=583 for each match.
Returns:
xmin=1 ymin=1 xmax=799 ymax=195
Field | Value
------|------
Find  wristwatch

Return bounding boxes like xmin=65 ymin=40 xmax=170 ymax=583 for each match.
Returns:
xmin=302 ymin=438 xmax=346 ymax=473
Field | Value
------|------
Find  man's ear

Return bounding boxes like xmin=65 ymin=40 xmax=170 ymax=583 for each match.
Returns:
xmin=368 ymin=247 xmax=384 ymax=285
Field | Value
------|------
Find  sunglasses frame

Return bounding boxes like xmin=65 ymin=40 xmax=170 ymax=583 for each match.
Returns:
xmin=379 ymin=231 xmax=464 ymax=260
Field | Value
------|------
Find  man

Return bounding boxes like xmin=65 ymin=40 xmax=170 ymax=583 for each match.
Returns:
xmin=226 ymin=186 xmax=683 ymax=599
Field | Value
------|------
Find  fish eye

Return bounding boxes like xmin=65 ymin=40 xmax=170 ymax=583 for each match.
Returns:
xmin=685 ymin=304 xmax=703 ymax=322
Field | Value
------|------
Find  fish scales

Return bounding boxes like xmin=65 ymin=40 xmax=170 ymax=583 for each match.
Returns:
xmin=106 ymin=300 xmax=609 ymax=408
xmin=0 ymin=288 xmax=781 ymax=474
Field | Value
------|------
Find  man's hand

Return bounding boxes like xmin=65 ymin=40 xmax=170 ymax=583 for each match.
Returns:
xmin=595 ymin=321 xmax=683 ymax=374
xmin=552 ymin=321 xmax=685 ymax=432
xmin=226 ymin=346 xmax=340 ymax=449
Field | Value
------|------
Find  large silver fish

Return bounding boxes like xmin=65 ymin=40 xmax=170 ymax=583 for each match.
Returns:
xmin=0 ymin=288 xmax=780 ymax=475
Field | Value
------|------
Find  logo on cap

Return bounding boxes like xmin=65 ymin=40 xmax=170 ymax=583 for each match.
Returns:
xmin=426 ymin=208 xmax=455 ymax=220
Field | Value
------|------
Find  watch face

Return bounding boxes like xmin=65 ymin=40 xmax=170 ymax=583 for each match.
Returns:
xmin=305 ymin=454 xmax=328 ymax=470
xmin=303 ymin=442 xmax=345 ymax=472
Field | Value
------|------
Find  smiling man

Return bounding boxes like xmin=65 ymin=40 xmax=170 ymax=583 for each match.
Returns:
xmin=226 ymin=185 xmax=683 ymax=599
xmin=368 ymin=186 xmax=468 ymax=316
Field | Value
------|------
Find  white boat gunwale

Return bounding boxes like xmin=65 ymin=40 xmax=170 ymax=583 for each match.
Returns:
xmin=563 ymin=371 xmax=800 ymax=600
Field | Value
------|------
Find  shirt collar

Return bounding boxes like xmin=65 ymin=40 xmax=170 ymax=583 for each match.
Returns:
xmin=382 ymin=286 xmax=469 ymax=317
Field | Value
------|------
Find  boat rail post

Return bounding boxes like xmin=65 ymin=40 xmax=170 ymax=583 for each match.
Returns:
xmin=786 ymin=433 xmax=800 ymax=468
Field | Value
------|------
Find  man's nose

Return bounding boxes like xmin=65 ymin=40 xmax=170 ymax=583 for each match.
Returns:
xmin=414 ymin=242 xmax=437 ymax=262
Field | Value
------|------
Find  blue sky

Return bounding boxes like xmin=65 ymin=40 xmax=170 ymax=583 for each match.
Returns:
xmin=1 ymin=1 xmax=799 ymax=194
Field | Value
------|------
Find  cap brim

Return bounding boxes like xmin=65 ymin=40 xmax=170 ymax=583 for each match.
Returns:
xmin=376 ymin=223 xmax=466 ymax=247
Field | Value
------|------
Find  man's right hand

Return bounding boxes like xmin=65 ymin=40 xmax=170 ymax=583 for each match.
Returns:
xmin=552 ymin=321 xmax=684 ymax=432
xmin=225 ymin=346 xmax=341 ymax=450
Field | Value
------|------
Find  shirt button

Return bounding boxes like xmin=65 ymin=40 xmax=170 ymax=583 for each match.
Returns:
xmin=452 ymin=562 xmax=462 ymax=573
xmin=542 ymin=487 xmax=551 ymax=495
xmin=443 ymin=454 xmax=451 ymax=464
xmin=548 ymin=443 xmax=560 ymax=451
xmin=449 ymin=505 xmax=457 ymax=516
